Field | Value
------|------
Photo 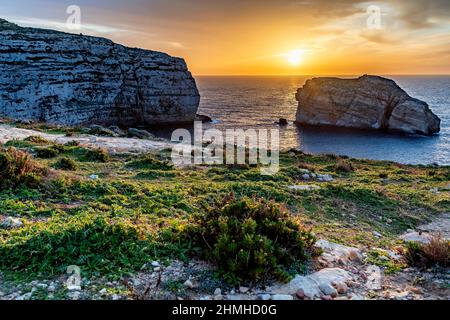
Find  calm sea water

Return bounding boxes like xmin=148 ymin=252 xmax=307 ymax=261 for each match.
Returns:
xmin=194 ymin=75 xmax=450 ymax=165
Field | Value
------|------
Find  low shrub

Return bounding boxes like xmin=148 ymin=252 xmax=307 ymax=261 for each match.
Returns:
xmin=127 ymin=154 xmax=173 ymax=170
xmin=186 ymin=194 xmax=317 ymax=284
xmin=24 ymin=135 xmax=50 ymax=144
xmin=379 ymin=172 xmax=389 ymax=179
xmin=54 ymin=157 xmax=77 ymax=171
xmin=335 ymin=159 xmax=354 ymax=173
xmin=0 ymin=147 xmax=45 ymax=189
xmin=325 ymin=153 xmax=339 ymax=160
xmin=85 ymin=125 xmax=115 ymax=137
xmin=297 ymin=162 xmax=315 ymax=172
xmin=135 ymin=170 xmax=176 ymax=180
xmin=83 ymin=148 xmax=109 ymax=162
xmin=65 ymin=140 xmax=80 ymax=147
xmin=404 ymin=234 xmax=449 ymax=268
xmin=4 ymin=139 xmax=33 ymax=149
xmin=35 ymin=146 xmax=59 ymax=158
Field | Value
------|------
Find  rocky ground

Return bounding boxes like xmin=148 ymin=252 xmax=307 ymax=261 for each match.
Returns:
xmin=1 ymin=226 xmax=447 ymax=301
xmin=0 ymin=123 xmax=172 ymax=154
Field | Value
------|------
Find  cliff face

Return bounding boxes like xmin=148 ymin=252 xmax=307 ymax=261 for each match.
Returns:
xmin=295 ymin=75 xmax=441 ymax=135
xmin=0 ymin=19 xmax=200 ymax=126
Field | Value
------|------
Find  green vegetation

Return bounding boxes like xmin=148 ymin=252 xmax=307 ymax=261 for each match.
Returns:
xmin=35 ymin=145 xmax=62 ymax=158
xmin=0 ymin=216 xmax=151 ymax=275
xmin=53 ymin=157 xmax=77 ymax=171
xmin=82 ymin=148 xmax=109 ymax=162
xmin=0 ymin=136 xmax=449 ymax=285
xmin=187 ymin=194 xmax=317 ymax=284
xmin=126 ymin=154 xmax=174 ymax=171
xmin=24 ymin=135 xmax=50 ymax=144
xmin=365 ymin=249 xmax=406 ymax=274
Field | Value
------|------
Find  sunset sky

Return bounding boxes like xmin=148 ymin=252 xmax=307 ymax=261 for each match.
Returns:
xmin=1 ymin=0 xmax=449 ymax=75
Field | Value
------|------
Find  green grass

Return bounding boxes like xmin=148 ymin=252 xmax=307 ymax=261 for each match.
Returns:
xmin=0 ymin=136 xmax=449 ymax=282
xmin=365 ymin=249 xmax=406 ymax=274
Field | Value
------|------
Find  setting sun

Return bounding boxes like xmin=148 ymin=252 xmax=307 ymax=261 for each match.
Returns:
xmin=286 ymin=50 xmax=305 ymax=66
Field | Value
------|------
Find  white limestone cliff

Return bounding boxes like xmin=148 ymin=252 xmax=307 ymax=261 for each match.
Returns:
xmin=0 ymin=19 xmax=200 ymax=126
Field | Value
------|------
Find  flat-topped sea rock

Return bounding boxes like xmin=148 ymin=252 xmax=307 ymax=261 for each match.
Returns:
xmin=295 ymin=75 xmax=441 ymax=135
xmin=0 ymin=18 xmax=200 ymax=126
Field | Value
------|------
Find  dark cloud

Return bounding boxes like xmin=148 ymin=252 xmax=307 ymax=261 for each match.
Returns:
xmin=393 ymin=0 xmax=450 ymax=29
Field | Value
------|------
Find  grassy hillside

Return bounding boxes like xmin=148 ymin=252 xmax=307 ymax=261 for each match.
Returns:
xmin=0 ymin=136 xmax=449 ymax=286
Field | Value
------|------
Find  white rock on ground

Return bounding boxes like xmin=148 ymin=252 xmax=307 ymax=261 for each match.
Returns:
xmin=399 ymin=213 xmax=449 ymax=245
xmin=257 ymin=294 xmax=271 ymax=301
xmin=239 ymin=286 xmax=249 ymax=294
xmin=316 ymin=174 xmax=334 ymax=182
xmin=1 ymin=217 xmax=23 ymax=229
xmin=151 ymin=261 xmax=160 ymax=267
xmin=271 ymin=294 xmax=294 ymax=301
xmin=319 ymin=283 xmax=338 ymax=296
xmin=271 ymin=268 xmax=352 ymax=299
xmin=288 ymin=185 xmax=321 ymax=192
xmin=183 ymin=279 xmax=194 ymax=289
xmin=415 ymin=213 xmax=450 ymax=240
xmin=373 ymin=231 xmax=382 ymax=238
xmin=400 ymin=232 xmax=433 ymax=244
xmin=226 ymin=294 xmax=251 ymax=300
xmin=316 ymin=239 xmax=362 ymax=265
xmin=365 ymin=265 xmax=383 ymax=291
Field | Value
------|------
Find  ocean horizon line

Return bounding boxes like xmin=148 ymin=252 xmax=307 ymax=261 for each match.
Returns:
xmin=193 ymin=74 xmax=450 ymax=77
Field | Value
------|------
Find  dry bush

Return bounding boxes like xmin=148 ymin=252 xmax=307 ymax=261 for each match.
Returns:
xmin=335 ymin=159 xmax=354 ymax=173
xmin=0 ymin=147 xmax=46 ymax=189
xmin=405 ymin=233 xmax=449 ymax=268
xmin=422 ymin=234 xmax=450 ymax=266
xmin=297 ymin=162 xmax=315 ymax=172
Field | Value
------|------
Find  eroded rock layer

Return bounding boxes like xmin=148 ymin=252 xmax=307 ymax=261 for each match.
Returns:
xmin=295 ymin=75 xmax=440 ymax=135
xmin=0 ymin=19 xmax=200 ymax=126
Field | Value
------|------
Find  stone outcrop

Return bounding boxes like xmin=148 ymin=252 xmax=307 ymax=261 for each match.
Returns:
xmin=295 ymin=75 xmax=441 ymax=135
xmin=0 ymin=19 xmax=200 ymax=126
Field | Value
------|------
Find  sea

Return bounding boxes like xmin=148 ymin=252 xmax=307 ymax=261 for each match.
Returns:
xmin=149 ymin=76 xmax=449 ymax=165
xmin=193 ymin=75 xmax=450 ymax=166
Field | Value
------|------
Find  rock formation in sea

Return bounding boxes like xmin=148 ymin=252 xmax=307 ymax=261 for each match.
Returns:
xmin=295 ymin=75 xmax=441 ymax=135
xmin=0 ymin=19 xmax=200 ymax=126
